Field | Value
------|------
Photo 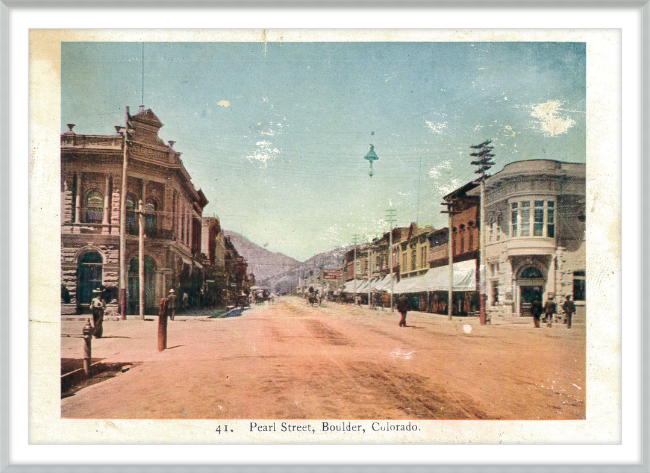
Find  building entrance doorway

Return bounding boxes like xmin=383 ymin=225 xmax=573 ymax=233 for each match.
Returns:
xmin=77 ymin=251 xmax=103 ymax=312
xmin=517 ymin=265 xmax=546 ymax=316
xmin=520 ymin=286 xmax=543 ymax=316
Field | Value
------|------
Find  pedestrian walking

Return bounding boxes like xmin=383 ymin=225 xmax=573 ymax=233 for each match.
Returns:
xmin=168 ymin=288 xmax=177 ymax=321
xmin=562 ymin=294 xmax=576 ymax=329
xmin=89 ymin=289 xmax=105 ymax=338
xmin=182 ymin=291 xmax=189 ymax=310
xmin=544 ymin=296 xmax=556 ymax=328
xmin=397 ymin=295 xmax=410 ymax=327
xmin=531 ymin=299 xmax=543 ymax=328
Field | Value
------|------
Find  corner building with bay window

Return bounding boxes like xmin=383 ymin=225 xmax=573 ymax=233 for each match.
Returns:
xmin=466 ymin=160 xmax=586 ymax=319
xmin=61 ymin=107 xmax=208 ymax=315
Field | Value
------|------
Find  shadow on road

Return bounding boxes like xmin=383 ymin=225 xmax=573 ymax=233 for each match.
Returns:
xmin=167 ymin=345 xmax=185 ymax=349
xmin=223 ymin=309 xmax=248 ymax=318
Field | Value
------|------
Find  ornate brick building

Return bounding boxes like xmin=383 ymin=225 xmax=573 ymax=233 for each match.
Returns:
xmin=61 ymin=107 xmax=208 ymax=315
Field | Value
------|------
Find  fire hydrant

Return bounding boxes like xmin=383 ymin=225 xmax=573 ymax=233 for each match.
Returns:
xmin=83 ymin=319 xmax=93 ymax=378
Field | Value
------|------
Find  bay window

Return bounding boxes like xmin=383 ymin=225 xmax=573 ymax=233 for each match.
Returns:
xmin=510 ymin=199 xmax=556 ymax=238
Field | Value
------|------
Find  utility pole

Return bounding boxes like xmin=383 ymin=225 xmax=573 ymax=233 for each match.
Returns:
xmin=367 ymin=246 xmax=372 ymax=308
xmin=385 ymin=208 xmax=397 ymax=312
xmin=470 ymin=140 xmax=495 ymax=326
xmin=118 ymin=107 xmax=133 ymax=319
xmin=138 ymin=199 xmax=145 ymax=320
xmin=416 ymin=156 xmax=422 ymax=225
xmin=352 ymin=234 xmax=359 ymax=303
xmin=441 ymin=199 xmax=460 ymax=321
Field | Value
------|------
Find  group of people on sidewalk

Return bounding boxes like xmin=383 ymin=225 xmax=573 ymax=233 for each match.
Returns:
xmin=531 ymin=294 xmax=576 ymax=329
xmin=394 ymin=293 xmax=576 ymax=330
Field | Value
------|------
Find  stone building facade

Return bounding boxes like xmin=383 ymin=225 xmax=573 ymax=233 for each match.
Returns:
xmin=61 ymin=107 xmax=208 ymax=315
xmin=394 ymin=224 xmax=434 ymax=280
xmin=466 ymin=159 xmax=586 ymax=318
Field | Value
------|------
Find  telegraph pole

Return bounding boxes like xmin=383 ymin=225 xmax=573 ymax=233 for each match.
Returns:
xmin=470 ymin=140 xmax=495 ymax=326
xmin=367 ymin=245 xmax=372 ymax=308
xmin=138 ymin=199 xmax=145 ymax=320
xmin=441 ymin=199 xmax=460 ymax=321
xmin=352 ymin=234 xmax=359 ymax=303
xmin=385 ymin=208 xmax=397 ymax=312
xmin=118 ymin=107 xmax=133 ymax=319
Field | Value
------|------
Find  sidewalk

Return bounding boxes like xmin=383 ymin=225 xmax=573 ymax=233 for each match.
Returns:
xmin=334 ymin=303 xmax=581 ymax=326
xmin=61 ymin=306 xmax=235 ymax=322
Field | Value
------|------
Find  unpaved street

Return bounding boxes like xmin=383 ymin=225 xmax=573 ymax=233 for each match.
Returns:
xmin=62 ymin=297 xmax=585 ymax=420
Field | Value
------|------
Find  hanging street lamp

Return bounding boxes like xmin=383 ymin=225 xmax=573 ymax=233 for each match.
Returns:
xmin=364 ymin=144 xmax=379 ymax=178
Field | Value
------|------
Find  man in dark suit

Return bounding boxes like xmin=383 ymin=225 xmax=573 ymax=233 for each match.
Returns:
xmin=562 ymin=294 xmax=576 ymax=329
xmin=397 ymin=295 xmax=410 ymax=327
xmin=531 ymin=299 xmax=543 ymax=328
xmin=544 ymin=296 xmax=557 ymax=328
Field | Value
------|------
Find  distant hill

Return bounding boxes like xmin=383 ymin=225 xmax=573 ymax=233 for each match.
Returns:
xmin=223 ymin=231 xmax=301 ymax=283
xmin=261 ymin=245 xmax=351 ymax=294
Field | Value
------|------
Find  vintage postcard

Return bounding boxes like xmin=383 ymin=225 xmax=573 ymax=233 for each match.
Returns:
xmin=28 ymin=29 xmax=620 ymax=445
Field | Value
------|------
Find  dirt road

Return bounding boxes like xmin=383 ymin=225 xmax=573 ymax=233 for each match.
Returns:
xmin=61 ymin=297 xmax=585 ymax=420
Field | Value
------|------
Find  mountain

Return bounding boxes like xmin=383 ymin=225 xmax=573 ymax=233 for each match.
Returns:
xmin=261 ymin=245 xmax=351 ymax=295
xmin=223 ymin=231 xmax=301 ymax=283
xmin=222 ymin=230 xmax=351 ymax=294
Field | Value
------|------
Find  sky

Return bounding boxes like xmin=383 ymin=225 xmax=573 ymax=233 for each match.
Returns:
xmin=62 ymin=41 xmax=586 ymax=261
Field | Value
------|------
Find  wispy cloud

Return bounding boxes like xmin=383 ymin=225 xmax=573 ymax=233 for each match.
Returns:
xmin=246 ymin=140 xmax=280 ymax=165
xmin=428 ymin=160 xmax=452 ymax=179
xmin=425 ymin=121 xmax=447 ymax=135
xmin=530 ymin=100 xmax=576 ymax=137
xmin=217 ymin=100 xmax=231 ymax=108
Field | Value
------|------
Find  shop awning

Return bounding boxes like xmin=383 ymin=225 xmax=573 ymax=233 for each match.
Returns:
xmin=373 ymin=274 xmax=396 ymax=293
xmin=394 ymin=260 xmax=477 ymax=294
xmin=340 ymin=279 xmax=366 ymax=293
xmin=356 ymin=280 xmax=371 ymax=293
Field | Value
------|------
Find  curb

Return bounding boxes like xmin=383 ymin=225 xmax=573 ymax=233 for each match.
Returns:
xmin=61 ymin=361 xmax=135 ymax=393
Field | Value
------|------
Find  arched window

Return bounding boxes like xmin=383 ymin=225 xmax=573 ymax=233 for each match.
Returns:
xmin=520 ymin=266 xmax=544 ymax=279
xmin=496 ymin=214 xmax=502 ymax=241
xmin=126 ymin=193 xmax=138 ymax=235
xmin=145 ymin=198 xmax=157 ymax=236
xmin=85 ymin=190 xmax=103 ymax=223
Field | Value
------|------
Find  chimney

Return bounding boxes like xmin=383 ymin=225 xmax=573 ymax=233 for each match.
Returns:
xmin=138 ymin=105 xmax=145 ymax=114
xmin=168 ymin=141 xmax=175 ymax=149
